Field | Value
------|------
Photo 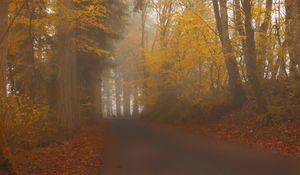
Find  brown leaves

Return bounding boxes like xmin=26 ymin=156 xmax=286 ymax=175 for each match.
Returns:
xmin=13 ymin=123 xmax=105 ymax=175
xmin=168 ymin=118 xmax=300 ymax=157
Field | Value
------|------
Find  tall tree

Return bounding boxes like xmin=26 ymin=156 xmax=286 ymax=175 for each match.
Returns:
xmin=94 ymin=78 xmax=102 ymax=119
xmin=24 ymin=0 xmax=35 ymax=98
xmin=132 ymin=87 xmax=139 ymax=116
xmin=0 ymin=0 xmax=8 ymax=97
xmin=103 ymin=75 xmax=112 ymax=117
xmin=134 ymin=0 xmax=148 ymax=102
xmin=115 ymin=68 xmax=122 ymax=117
xmin=123 ymin=82 xmax=131 ymax=117
xmin=242 ymin=0 xmax=267 ymax=112
xmin=56 ymin=0 xmax=79 ymax=130
xmin=212 ymin=0 xmax=246 ymax=107
xmin=285 ymin=0 xmax=300 ymax=78
xmin=0 ymin=2 xmax=13 ymax=173
xmin=257 ymin=0 xmax=273 ymax=79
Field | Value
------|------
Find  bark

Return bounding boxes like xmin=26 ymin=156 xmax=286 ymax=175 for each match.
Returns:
xmin=123 ymin=85 xmax=131 ymax=118
xmin=257 ymin=0 xmax=273 ymax=79
xmin=25 ymin=1 xmax=35 ymax=99
xmin=94 ymin=78 xmax=102 ymax=119
xmin=212 ymin=0 xmax=246 ymax=107
xmin=234 ymin=0 xmax=246 ymax=43
xmin=56 ymin=0 xmax=79 ymax=130
xmin=0 ymin=0 xmax=8 ymax=97
xmin=115 ymin=68 xmax=122 ymax=117
xmin=0 ymin=1 xmax=16 ymax=174
xmin=132 ymin=87 xmax=139 ymax=117
xmin=140 ymin=1 xmax=148 ymax=96
xmin=242 ymin=0 xmax=267 ymax=112
xmin=285 ymin=0 xmax=300 ymax=78
xmin=234 ymin=0 xmax=247 ymax=80
xmin=272 ymin=18 xmax=288 ymax=80
xmin=102 ymin=73 xmax=114 ymax=117
xmin=141 ymin=7 xmax=146 ymax=50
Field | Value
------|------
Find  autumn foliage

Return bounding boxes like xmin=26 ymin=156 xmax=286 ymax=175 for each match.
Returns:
xmin=1 ymin=0 xmax=300 ymax=173
xmin=14 ymin=123 xmax=105 ymax=175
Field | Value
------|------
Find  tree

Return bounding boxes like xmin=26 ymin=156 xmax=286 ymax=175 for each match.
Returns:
xmin=103 ymin=71 xmax=113 ymax=117
xmin=212 ymin=0 xmax=246 ymax=107
xmin=0 ymin=1 xmax=15 ymax=173
xmin=257 ymin=0 xmax=273 ymax=79
xmin=242 ymin=0 xmax=267 ymax=112
xmin=135 ymin=0 xmax=148 ymax=84
xmin=24 ymin=0 xmax=35 ymax=99
xmin=123 ymin=79 xmax=131 ymax=117
xmin=132 ymin=87 xmax=139 ymax=117
xmin=0 ymin=0 xmax=8 ymax=97
xmin=56 ymin=0 xmax=79 ymax=130
xmin=115 ymin=68 xmax=122 ymax=117
xmin=285 ymin=0 xmax=300 ymax=78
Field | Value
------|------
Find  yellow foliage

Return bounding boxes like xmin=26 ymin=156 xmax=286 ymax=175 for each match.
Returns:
xmin=139 ymin=0 xmax=226 ymax=107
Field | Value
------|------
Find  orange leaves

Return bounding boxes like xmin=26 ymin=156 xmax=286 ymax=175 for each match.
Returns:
xmin=2 ymin=146 xmax=11 ymax=159
xmin=14 ymin=123 xmax=105 ymax=175
xmin=0 ymin=96 xmax=50 ymax=150
xmin=168 ymin=117 xmax=300 ymax=157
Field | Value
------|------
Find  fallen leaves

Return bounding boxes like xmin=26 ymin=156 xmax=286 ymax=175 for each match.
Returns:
xmin=168 ymin=117 xmax=300 ymax=158
xmin=13 ymin=122 xmax=106 ymax=175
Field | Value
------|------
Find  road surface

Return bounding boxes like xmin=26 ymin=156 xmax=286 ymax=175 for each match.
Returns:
xmin=102 ymin=119 xmax=299 ymax=175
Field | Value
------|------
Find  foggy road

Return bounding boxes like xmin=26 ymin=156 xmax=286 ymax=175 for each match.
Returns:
xmin=102 ymin=120 xmax=299 ymax=175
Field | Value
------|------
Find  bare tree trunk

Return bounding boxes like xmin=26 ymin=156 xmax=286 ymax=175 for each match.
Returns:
xmin=25 ymin=1 xmax=35 ymax=99
xmin=272 ymin=14 xmax=288 ymax=80
xmin=257 ymin=0 xmax=273 ymax=79
xmin=103 ymin=76 xmax=111 ymax=117
xmin=94 ymin=78 xmax=102 ymax=119
xmin=141 ymin=6 xmax=146 ymax=50
xmin=123 ymin=85 xmax=131 ymax=118
xmin=56 ymin=0 xmax=79 ymax=130
xmin=140 ymin=2 xmax=148 ymax=98
xmin=0 ymin=1 xmax=16 ymax=174
xmin=132 ymin=87 xmax=139 ymax=117
xmin=285 ymin=0 xmax=300 ymax=78
xmin=0 ymin=0 xmax=8 ymax=97
xmin=212 ymin=0 xmax=246 ymax=107
xmin=115 ymin=68 xmax=122 ymax=117
xmin=242 ymin=0 xmax=267 ymax=112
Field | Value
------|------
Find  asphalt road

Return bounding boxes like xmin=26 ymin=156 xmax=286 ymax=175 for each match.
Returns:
xmin=102 ymin=119 xmax=300 ymax=175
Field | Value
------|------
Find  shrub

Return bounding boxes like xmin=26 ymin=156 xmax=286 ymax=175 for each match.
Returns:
xmin=0 ymin=96 xmax=60 ymax=151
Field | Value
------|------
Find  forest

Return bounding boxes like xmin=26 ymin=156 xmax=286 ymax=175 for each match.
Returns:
xmin=1 ymin=0 xmax=300 ymax=174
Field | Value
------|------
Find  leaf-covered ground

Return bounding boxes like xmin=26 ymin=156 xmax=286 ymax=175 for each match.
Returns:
xmin=13 ymin=123 xmax=105 ymax=175
xmin=168 ymin=117 xmax=300 ymax=157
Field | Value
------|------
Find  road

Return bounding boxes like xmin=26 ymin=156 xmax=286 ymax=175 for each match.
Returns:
xmin=102 ymin=119 xmax=300 ymax=175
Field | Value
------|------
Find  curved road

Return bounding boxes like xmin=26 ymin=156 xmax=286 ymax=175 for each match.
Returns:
xmin=102 ymin=119 xmax=299 ymax=175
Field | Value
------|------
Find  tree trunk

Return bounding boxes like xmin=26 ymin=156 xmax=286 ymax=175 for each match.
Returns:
xmin=103 ymin=75 xmax=112 ymax=117
xmin=212 ymin=0 xmax=246 ymax=107
xmin=115 ymin=68 xmax=122 ymax=117
xmin=123 ymin=85 xmax=131 ymax=118
xmin=257 ymin=0 xmax=273 ymax=79
xmin=94 ymin=78 xmax=102 ymax=120
xmin=285 ymin=0 xmax=300 ymax=78
xmin=132 ymin=87 xmax=139 ymax=117
xmin=56 ymin=0 xmax=79 ymax=130
xmin=25 ymin=1 xmax=35 ymax=99
xmin=140 ymin=3 xmax=148 ymax=98
xmin=242 ymin=0 xmax=267 ymax=112
xmin=0 ymin=0 xmax=8 ymax=97
xmin=0 ymin=1 xmax=16 ymax=174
